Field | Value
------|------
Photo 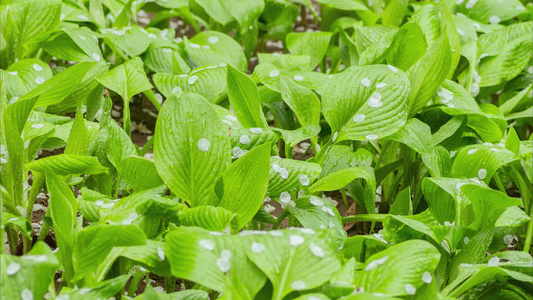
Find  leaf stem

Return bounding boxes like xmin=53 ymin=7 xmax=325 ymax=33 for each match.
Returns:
xmin=524 ymin=214 xmax=533 ymax=254
xmin=340 ymin=188 xmax=348 ymax=211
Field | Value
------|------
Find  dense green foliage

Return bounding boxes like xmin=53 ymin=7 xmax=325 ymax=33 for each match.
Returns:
xmin=1 ymin=0 xmax=533 ymax=299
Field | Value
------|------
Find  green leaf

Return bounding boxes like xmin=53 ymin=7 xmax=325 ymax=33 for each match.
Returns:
xmin=65 ymin=108 xmax=89 ymax=155
xmin=279 ymin=76 xmax=321 ymax=127
xmin=99 ymin=186 xmax=167 ymax=224
xmin=267 ymin=157 xmax=322 ymax=197
xmin=100 ymin=120 xmax=138 ymax=167
xmin=217 ymin=144 xmax=270 ymax=228
xmin=227 ymin=64 xmax=268 ymax=128
xmin=2 ymin=212 xmax=33 ymax=239
xmin=245 ymin=229 xmax=341 ymax=300
xmin=409 ymin=33 xmax=452 ymax=115
xmin=286 ymin=32 xmax=332 ymax=70
xmin=322 ymin=65 xmax=410 ymax=142
xmin=42 ymin=27 xmax=103 ymax=62
xmin=117 ymin=157 xmax=164 ymax=191
xmin=26 ymin=154 xmax=107 ymax=176
xmin=478 ymin=35 xmax=533 ymax=87
xmin=73 ymin=224 xmax=146 ymax=281
xmin=154 ymin=92 xmax=231 ymax=207
xmin=97 ymin=57 xmax=152 ymax=102
xmin=0 ymin=242 xmax=59 ymax=300
xmin=286 ymin=196 xmax=347 ymax=242
xmin=382 ymin=0 xmax=408 ymax=27
xmin=153 ymin=65 xmax=227 ymax=103
xmin=389 ymin=187 xmax=412 ymax=216
xmin=272 ymin=126 xmax=321 ymax=148
xmin=356 ymin=240 xmax=441 ymax=296
xmin=101 ymin=26 xmax=151 ymax=58
xmin=45 ymin=169 xmax=78 ymax=281
xmin=188 ymin=31 xmax=247 ymax=72
xmin=3 ymin=59 xmax=53 ymax=100
xmin=166 ymin=227 xmax=268 ymax=300
xmin=386 ymin=23 xmax=427 ymax=71
xmin=460 ymin=0 xmax=526 ymax=24
xmin=180 ymin=206 xmax=238 ymax=232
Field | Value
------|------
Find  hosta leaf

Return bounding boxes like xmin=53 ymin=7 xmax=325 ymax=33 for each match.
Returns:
xmin=0 ymin=242 xmax=59 ymax=300
xmin=117 ymin=157 xmax=164 ymax=191
xmin=460 ymin=0 xmax=525 ymax=24
xmin=118 ymin=240 xmax=172 ymax=276
xmin=286 ymin=196 xmax=346 ymax=242
xmin=356 ymin=240 xmax=441 ymax=296
xmin=322 ymin=65 xmax=410 ymax=142
xmin=154 ymin=92 xmax=231 ymax=207
xmin=137 ymin=197 xmax=187 ymax=225
xmin=478 ymin=35 xmax=532 ymax=87
xmin=101 ymin=26 xmax=151 ymax=58
xmin=3 ymin=59 xmax=53 ymax=100
xmin=100 ymin=120 xmax=138 ymax=168
xmin=245 ymin=228 xmax=341 ymax=299
xmin=409 ymin=33 xmax=452 ymax=115
xmin=72 ymin=224 xmax=146 ymax=281
xmin=267 ymin=157 xmax=322 ymax=197
xmin=320 ymin=146 xmax=374 ymax=177
xmin=451 ymin=144 xmax=519 ymax=184
xmin=217 ymin=144 xmax=270 ymax=228
xmin=227 ymin=65 xmax=268 ymax=128
xmin=386 ymin=22 xmax=427 ymax=71
xmin=382 ymin=0 xmax=408 ymax=27
xmin=42 ymin=27 xmax=102 ymax=62
xmin=273 ymin=125 xmax=321 ymax=148
xmin=188 ymin=31 xmax=247 ymax=72
xmin=166 ymin=227 xmax=267 ymax=300
xmin=26 ymin=154 xmax=107 ymax=176
xmin=64 ymin=109 xmax=89 ymax=155
xmin=252 ymin=63 xmax=332 ymax=93
xmin=180 ymin=206 xmax=238 ymax=232
xmin=60 ymin=275 xmax=130 ymax=299
xmin=97 ymin=57 xmax=152 ymax=102
xmin=258 ymin=53 xmax=311 ymax=71
xmin=99 ymin=186 xmax=167 ymax=223
xmin=280 ymin=76 xmax=321 ymax=127
xmin=229 ymin=127 xmax=279 ymax=152
xmin=2 ymin=212 xmax=33 ymax=239
xmin=286 ymin=32 xmax=332 ymax=70
xmin=153 ymin=65 xmax=227 ymax=103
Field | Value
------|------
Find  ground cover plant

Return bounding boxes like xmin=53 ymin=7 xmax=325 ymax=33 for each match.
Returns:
xmin=1 ymin=0 xmax=532 ymax=299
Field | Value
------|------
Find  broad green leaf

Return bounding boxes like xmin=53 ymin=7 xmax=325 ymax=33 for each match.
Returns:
xmin=46 ymin=169 xmax=78 ymax=281
xmin=451 ymin=144 xmax=519 ymax=184
xmin=227 ymin=64 xmax=268 ymax=128
xmin=217 ymin=144 xmax=270 ymax=228
xmin=137 ymin=197 xmax=187 ymax=225
xmin=2 ymin=212 xmax=33 ymax=239
xmin=166 ymin=227 xmax=267 ymax=300
xmin=322 ymin=65 xmax=410 ymax=142
xmin=99 ymin=186 xmax=167 ymax=223
xmin=459 ymin=0 xmax=525 ymax=24
xmin=356 ymin=240 xmax=441 ymax=296
xmin=97 ymin=57 xmax=152 ymax=102
xmin=286 ymin=196 xmax=347 ymax=242
xmin=154 ymin=92 xmax=231 ymax=207
xmin=359 ymin=30 xmax=396 ymax=66
xmin=64 ymin=108 xmax=89 ymax=155
xmin=286 ymin=32 xmax=332 ymax=70
xmin=267 ymin=157 xmax=322 ymax=197
xmin=117 ymin=157 xmax=164 ymax=191
xmin=3 ymin=59 xmax=53 ymax=100
xmin=478 ymin=35 xmax=533 ymax=87
xmin=440 ymin=0 xmax=460 ymax=79
xmin=280 ymin=76 xmax=321 ymax=127
xmin=100 ymin=120 xmax=138 ymax=167
xmin=272 ymin=126 xmax=321 ymax=148
xmin=386 ymin=23 xmax=427 ymax=71
xmin=320 ymin=146 xmax=373 ymax=177
xmin=180 ymin=206 xmax=238 ymax=232
xmin=382 ymin=0 xmax=408 ymax=27
xmin=448 ymin=227 xmax=494 ymax=282
xmin=1 ymin=0 xmax=61 ymax=65
xmin=72 ymin=224 xmax=146 ymax=281
xmin=188 ymin=31 xmax=247 ymax=72
xmin=389 ymin=187 xmax=412 ymax=216
xmin=42 ymin=27 xmax=103 ymax=62
xmin=153 ymin=65 xmax=227 ymax=103
xmin=101 ymin=26 xmax=151 ymax=58
xmin=117 ymin=240 xmax=172 ymax=277
xmin=245 ymin=229 xmax=341 ymax=299
xmin=0 ymin=242 xmax=59 ymax=300
xmin=59 ymin=275 xmax=131 ymax=299
xmin=26 ymin=154 xmax=107 ymax=176
xmin=258 ymin=53 xmax=311 ymax=71
xmin=409 ymin=33 xmax=452 ymax=115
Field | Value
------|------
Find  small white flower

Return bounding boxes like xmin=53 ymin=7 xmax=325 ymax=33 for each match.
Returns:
xmin=249 ymin=127 xmax=262 ymax=134
xmin=375 ymin=82 xmax=386 ymax=89
xmin=148 ymin=33 xmax=156 ymax=39
xmin=468 ymin=149 xmax=478 ymax=155
xmin=10 ymin=97 xmax=19 ymax=104
xmin=456 ymin=182 xmax=466 ymax=191
xmin=198 ymin=239 xmax=215 ymax=250
xmin=225 ymin=115 xmax=238 ymax=122
xmin=79 ymin=288 xmax=91 ymax=295
xmin=387 ymin=65 xmax=398 ymax=73
xmin=332 ymin=131 xmax=338 ymax=142
xmin=353 ymin=114 xmax=365 ymax=123
xmin=489 ymin=16 xmax=501 ymax=24
xmin=21 ymin=289 xmax=33 ymax=300
xmin=197 ymin=138 xmax=210 ymax=152
xmin=466 ymin=0 xmax=477 ymax=9
xmin=251 ymin=242 xmax=265 ymax=253
xmin=188 ymin=75 xmax=199 ymax=85
xmin=366 ymin=134 xmax=379 ymax=140
xmin=92 ymin=53 xmax=101 ymax=61
xmin=517 ymin=6 xmax=525 ymax=11
xmin=361 ymin=78 xmax=371 ymax=87
xmin=154 ymin=93 xmax=163 ymax=104
xmin=405 ymin=283 xmax=416 ymax=295
xmin=422 ymin=272 xmax=433 ymax=284
xmin=216 ymin=257 xmax=231 ymax=272
xmin=31 ymin=123 xmax=44 ymax=129
xmin=35 ymin=77 xmax=45 ymax=85
xmin=365 ymin=255 xmax=389 ymax=271
xmin=478 ymin=168 xmax=487 ymax=180
xmin=291 ymin=280 xmax=306 ymax=290
xmin=172 ymin=87 xmax=182 ymax=93
xmin=294 ymin=75 xmax=304 ymax=81
xmin=33 ymin=64 xmax=43 ymax=72
xmin=279 ymin=192 xmax=291 ymax=204
xmin=464 ymin=236 xmax=470 ymax=244
xmin=279 ymin=168 xmax=289 ymax=180
xmin=456 ymin=0 xmax=464 ymax=5
xmin=264 ymin=204 xmax=275 ymax=212
xmin=310 ymin=198 xmax=323 ymax=207
xmin=457 ymin=28 xmax=465 ymax=36
xmin=268 ymin=230 xmax=283 ymax=237
xmin=289 ymin=235 xmax=305 ymax=247
xmin=78 ymin=15 xmax=88 ymax=21
xmin=367 ymin=93 xmax=383 ymax=108
xmin=487 ymin=256 xmax=500 ymax=267
xmin=269 ymin=70 xmax=280 ymax=78
xmin=239 ymin=135 xmax=250 ymax=144
xmin=208 ymin=36 xmax=219 ymax=44
xmin=6 ymin=262 xmax=21 ymax=275
xmin=503 ymin=234 xmax=514 ymax=245
xmin=299 ymin=174 xmax=310 ymax=186
xmin=190 ymin=43 xmax=200 ymax=48
xmin=8 ymin=71 xmax=18 ymax=76
xmin=309 ymin=242 xmax=324 ymax=257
